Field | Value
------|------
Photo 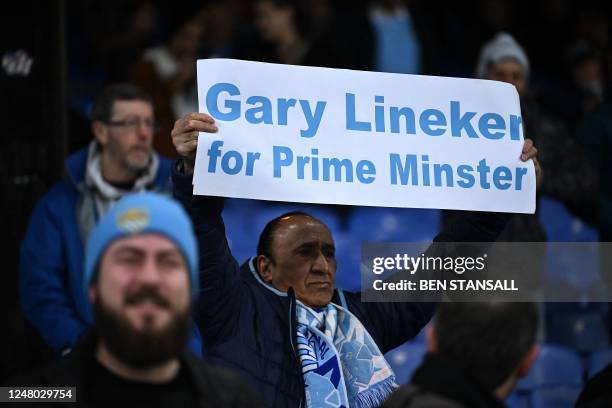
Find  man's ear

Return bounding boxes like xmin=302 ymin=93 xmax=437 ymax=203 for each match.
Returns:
xmin=517 ymin=344 xmax=539 ymax=377
xmin=426 ymin=324 xmax=438 ymax=353
xmin=92 ymin=121 xmax=108 ymax=146
xmin=257 ymin=255 xmax=274 ymax=284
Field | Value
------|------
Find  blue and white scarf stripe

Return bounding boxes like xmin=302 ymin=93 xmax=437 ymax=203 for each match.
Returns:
xmin=297 ymin=301 xmax=398 ymax=408
xmin=297 ymin=330 xmax=319 ymax=372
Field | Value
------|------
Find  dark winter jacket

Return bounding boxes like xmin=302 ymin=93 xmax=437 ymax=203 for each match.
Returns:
xmin=7 ymin=333 xmax=259 ymax=408
xmin=382 ymin=354 xmax=506 ymax=408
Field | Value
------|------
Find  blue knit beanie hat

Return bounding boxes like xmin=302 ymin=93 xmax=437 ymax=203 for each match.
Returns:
xmin=84 ymin=192 xmax=199 ymax=298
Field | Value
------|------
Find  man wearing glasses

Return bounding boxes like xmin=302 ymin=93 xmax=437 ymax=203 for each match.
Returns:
xmin=20 ymin=83 xmax=175 ymax=357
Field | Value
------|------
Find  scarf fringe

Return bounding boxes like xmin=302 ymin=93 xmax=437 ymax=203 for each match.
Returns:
xmin=352 ymin=378 xmax=399 ymax=408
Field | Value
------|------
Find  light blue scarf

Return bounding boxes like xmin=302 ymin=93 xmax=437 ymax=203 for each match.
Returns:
xmin=296 ymin=301 xmax=398 ymax=408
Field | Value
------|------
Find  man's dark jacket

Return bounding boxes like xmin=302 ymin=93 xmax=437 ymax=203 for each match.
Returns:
xmin=173 ymin=162 xmax=509 ymax=408
xmin=576 ymin=363 xmax=612 ymax=408
xmin=8 ymin=333 xmax=260 ymax=407
xmin=382 ymin=354 xmax=507 ymax=408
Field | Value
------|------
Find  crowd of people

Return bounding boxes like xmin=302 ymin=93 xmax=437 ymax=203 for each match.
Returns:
xmin=4 ymin=0 xmax=612 ymax=407
xmin=65 ymin=0 xmax=611 ymax=236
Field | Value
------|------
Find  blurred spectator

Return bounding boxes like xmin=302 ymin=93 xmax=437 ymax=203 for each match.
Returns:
xmin=575 ymin=89 xmax=612 ymax=242
xmin=10 ymin=193 xmax=259 ymax=407
xmin=105 ymin=1 xmax=161 ymax=82
xmin=65 ymin=1 xmax=169 ymax=158
xmin=252 ymin=0 xmax=309 ymax=65
xmin=566 ymin=42 xmax=606 ymax=115
xmin=514 ymin=0 xmax=573 ymax=78
xmin=303 ymin=0 xmax=376 ymax=70
xmin=196 ymin=0 xmax=245 ymax=59
xmin=383 ymin=301 xmax=540 ymax=408
xmin=66 ymin=1 xmax=162 ymax=115
xmin=236 ymin=0 xmax=375 ymax=70
xmin=369 ymin=0 xmax=422 ymax=74
xmin=473 ymin=32 xmax=598 ymax=241
xmin=127 ymin=1 xmax=245 ymax=159
xmin=538 ymin=41 xmax=606 ymax=133
xmin=129 ymin=15 xmax=203 ymax=158
xmin=19 ymin=84 xmax=172 ymax=356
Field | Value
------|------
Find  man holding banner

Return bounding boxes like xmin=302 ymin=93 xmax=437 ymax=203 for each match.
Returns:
xmin=171 ymin=59 xmax=541 ymax=408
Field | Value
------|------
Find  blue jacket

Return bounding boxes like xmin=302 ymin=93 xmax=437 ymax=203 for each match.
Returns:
xmin=173 ymin=163 xmax=509 ymax=408
xmin=20 ymin=147 xmax=172 ymax=353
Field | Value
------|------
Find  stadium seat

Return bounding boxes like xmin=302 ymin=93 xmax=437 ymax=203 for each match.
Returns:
xmin=538 ymin=196 xmax=602 ymax=298
xmin=224 ymin=198 xmax=266 ymax=231
xmin=516 ymin=345 xmax=583 ymax=408
xmin=348 ymin=207 xmax=440 ymax=242
xmin=542 ymin=243 xmax=601 ymax=294
xmin=385 ymin=342 xmax=427 ymax=385
xmin=529 ymin=387 xmax=583 ymax=408
xmin=588 ymin=348 xmax=612 ymax=378
xmin=299 ymin=204 xmax=344 ymax=233
xmin=538 ymin=195 xmax=599 ymax=242
xmin=224 ymin=206 xmax=258 ymax=264
xmin=518 ymin=345 xmax=583 ymax=389
xmin=506 ymin=392 xmax=529 ymax=408
xmin=226 ymin=231 xmax=257 ymax=265
xmin=545 ymin=309 xmax=610 ymax=353
xmin=334 ymin=231 xmax=362 ymax=292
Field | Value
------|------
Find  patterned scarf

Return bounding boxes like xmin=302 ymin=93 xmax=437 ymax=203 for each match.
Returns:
xmin=296 ymin=301 xmax=398 ymax=408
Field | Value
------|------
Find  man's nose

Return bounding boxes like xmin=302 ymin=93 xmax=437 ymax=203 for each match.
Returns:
xmin=135 ymin=257 xmax=161 ymax=285
xmin=137 ymin=122 xmax=153 ymax=140
xmin=311 ymin=252 xmax=330 ymax=274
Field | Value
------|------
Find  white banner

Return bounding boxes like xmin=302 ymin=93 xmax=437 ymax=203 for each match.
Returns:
xmin=194 ymin=59 xmax=535 ymax=213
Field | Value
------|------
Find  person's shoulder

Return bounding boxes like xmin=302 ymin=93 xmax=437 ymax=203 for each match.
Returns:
xmin=45 ymin=177 xmax=79 ymax=200
xmin=34 ymin=147 xmax=88 ymax=209
xmin=157 ymin=154 xmax=173 ymax=169
xmin=29 ymin=177 xmax=79 ymax=220
xmin=577 ymin=363 xmax=612 ymax=407
xmin=185 ymin=352 xmax=246 ymax=387
xmin=183 ymin=352 xmax=263 ymax=406
xmin=383 ymin=384 xmax=466 ymax=408
xmin=4 ymin=358 xmax=75 ymax=388
xmin=153 ymin=153 xmax=173 ymax=185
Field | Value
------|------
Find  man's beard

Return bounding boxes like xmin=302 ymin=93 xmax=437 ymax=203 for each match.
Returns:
xmin=122 ymin=146 xmax=152 ymax=173
xmin=93 ymin=288 xmax=190 ymax=369
xmin=106 ymin=136 xmax=151 ymax=174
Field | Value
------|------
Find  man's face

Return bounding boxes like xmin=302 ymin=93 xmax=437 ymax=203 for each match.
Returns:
xmin=486 ymin=58 xmax=526 ymax=95
xmin=96 ymin=100 xmax=154 ymax=174
xmin=90 ymin=233 xmax=191 ymax=367
xmin=171 ymin=21 xmax=203 ymax=58
xmin=260 ymin=215 xmax=336 ymax=307
xmin=254 ymin=0 xmax=293 ymax=42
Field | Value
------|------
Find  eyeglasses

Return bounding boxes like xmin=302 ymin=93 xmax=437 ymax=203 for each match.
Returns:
xmin=106 ymin=118 xmax=160 ymax=133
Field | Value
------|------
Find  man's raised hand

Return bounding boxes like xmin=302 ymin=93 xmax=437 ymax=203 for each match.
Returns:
xmin=171 ymin=112 xmax=217 ymax=174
